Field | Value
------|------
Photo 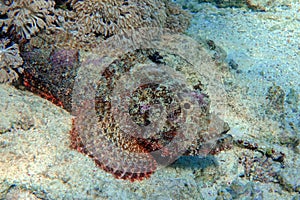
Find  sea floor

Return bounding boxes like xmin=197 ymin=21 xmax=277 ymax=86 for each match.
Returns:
xmin=0 ymin=2 xmax=299 ymax=200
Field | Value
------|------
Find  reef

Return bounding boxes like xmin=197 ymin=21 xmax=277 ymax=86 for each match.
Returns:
xmin=0 ymin=38 xmax=23 ymax=83
xmin=61 ymin=0 xmax=190 ymax=38
xmin=1 ymin=0 xmax=234 ymax=181
xmin=0 ymin=0 xmax=56 ymax=40
xmin=0 ymin=0 xmax=191 ymax=84
xmin=1 ymin=0 xmax=191 ymax=48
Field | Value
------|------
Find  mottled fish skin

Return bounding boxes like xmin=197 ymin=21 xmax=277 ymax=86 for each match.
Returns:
xmin=68 ymin=49 xmax=231 ymax=181
xmin=19 ymin=33 xmax=232 ymax=181
xmin=70 ymin=104 xmax=157 ymax=181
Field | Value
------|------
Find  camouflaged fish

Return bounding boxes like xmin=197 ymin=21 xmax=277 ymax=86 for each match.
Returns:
xmin=20 ymin=30 xmax=232 ymax=181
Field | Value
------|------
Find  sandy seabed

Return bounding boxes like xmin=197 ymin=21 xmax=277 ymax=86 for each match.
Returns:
xmin=0 ymin=1 xmax=299 ymax=199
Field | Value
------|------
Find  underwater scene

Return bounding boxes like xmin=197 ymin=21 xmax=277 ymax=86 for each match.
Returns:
xmin=0 ymin=0 xmax=299 ymax=199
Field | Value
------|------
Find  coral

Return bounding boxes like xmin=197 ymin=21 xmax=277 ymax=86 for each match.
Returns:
xmin=164 ymin=0 xmax=191 ymax=32
xmin=0 ymin=38 xmax=23 ymax=83
xmin=71 ymin=0 xmax=166 ymax=37
xmin=51 ymin=0 xmax=190 ymax=47
xmin=7 ymin=0 xmax=192 ymax=51
xmin=0 ymin=0 xmax=56 ymax=40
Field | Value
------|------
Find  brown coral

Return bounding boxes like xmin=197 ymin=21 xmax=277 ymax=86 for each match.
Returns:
xmin=164 ymin=0 xmax=191 ymax=32
xmin=51 ymin=0 xmax=190 ymax=47
xmin=72 ymin=0 xmax=165 ymax=37
xmin=0 ymin=0 xmax=56 ymax=39
xmin=0 ymin=38 xmax=23 ymax=83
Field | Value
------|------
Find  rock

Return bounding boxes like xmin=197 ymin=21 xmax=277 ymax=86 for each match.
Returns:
xmin=277 ymin=167 xmax=300 ymax=192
